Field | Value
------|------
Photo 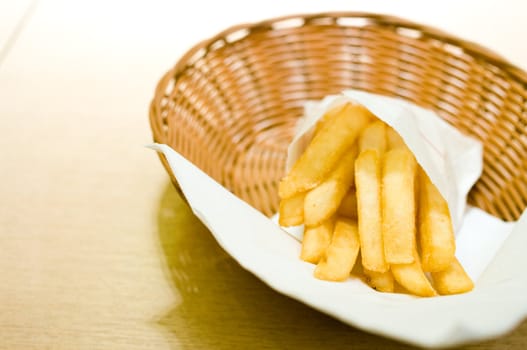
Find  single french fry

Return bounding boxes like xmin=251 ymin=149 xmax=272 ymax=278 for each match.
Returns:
xmin=386 ymin=126 xmax=406 ymax=149
xmin=303 ymin=146 xmax=358 ymax=227
xmin=431 ymin=257 xmax=474 ymax=295
xmin=418 ymin=168 xmax=456 ymax=272
xmin=314 ymin=218 xmax=360 ymax=281
xmin=279 ymin=103 xmax=371 ymax=199
xmin=391 ymin=249 xmax=437 ymax=297
xmin=359 ymin=120 xmax=386 ymax=154
xmin=364 ymin=269 xmax=395 ymax=293
xmin=313 ymin=104 xmax=346 ymax=136
xmin=300 ymin=218 xmax=334 ymax=264
xmin=382 ymin=148 xmax=417 ymax=264
xmin=355 ymin=149 xmax=387 ymax=272
xmin=278 ymin=192 xmax=306 ymax=227
xmin=337 ymin=189 xmax=357 ymax=219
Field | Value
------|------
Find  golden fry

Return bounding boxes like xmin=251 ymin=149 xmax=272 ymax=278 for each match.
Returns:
xmin=337 ymin=189 xmax=357 ymax=219
xmin=278 ymin=192 xmax=305 ymax=227
xmin=418 ymin=168 xmax=456 ymax=272
xmin=300 ymin=218 xmax=334 ymax=264
xmin=279 ymin=103 xmax=371 ymax=199
xmin=355 ymin=150 xmax=387 ymax=272
xmin=313 ymin=104 xmax=346 ymax=136
xmin=314 ymin=218 xmax=360 ymax=281
xmin=431 ymin=257 xmax=474 ymax=295
xmin=359 ymin=120 xmax=386 ymax=154
xmin=304 ymin=146 xmax=358 ymax=227
xmin=386 ymin=126 xmax=406 ymax=149
xmin=391 ymin=249 xmax=437 ymax=297
xmin=364 ymin=269 xmax=395 ymax=293
xmin=382 ymin=148 xmax=417 ymax=264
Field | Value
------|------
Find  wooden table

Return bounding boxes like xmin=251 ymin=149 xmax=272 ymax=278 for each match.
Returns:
xmin=1 ymin=1 xmax=526 ymax=348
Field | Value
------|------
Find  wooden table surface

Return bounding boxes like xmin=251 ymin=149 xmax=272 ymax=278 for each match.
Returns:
xmin=1 ymin=1 xmax=526 ymax=349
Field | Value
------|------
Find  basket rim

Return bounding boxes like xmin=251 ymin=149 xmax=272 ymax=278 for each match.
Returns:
xmin=150 ymin=11 xmax=527 ymax=145
xmin=169 ymin=11 xmax=527 ymax=85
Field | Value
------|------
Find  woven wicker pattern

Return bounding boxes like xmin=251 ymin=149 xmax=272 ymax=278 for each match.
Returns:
xmin=150 ymin=12 xmax=527 ymax=221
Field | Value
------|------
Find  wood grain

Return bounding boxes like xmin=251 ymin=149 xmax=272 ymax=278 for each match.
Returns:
xmin=2 ymin=180 xmax=527 ymax=349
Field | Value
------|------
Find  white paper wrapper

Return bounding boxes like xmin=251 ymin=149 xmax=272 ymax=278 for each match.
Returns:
xmin=148 ymin=91 xmax=527 ymax=348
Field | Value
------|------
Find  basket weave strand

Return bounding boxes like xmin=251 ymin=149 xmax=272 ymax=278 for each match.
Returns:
xmin=150 ymin=12 xmax=527 ymax=221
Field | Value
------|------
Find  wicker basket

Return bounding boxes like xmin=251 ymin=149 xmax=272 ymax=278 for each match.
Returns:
xmin=150 ymin=12 xmax=527 ymax=221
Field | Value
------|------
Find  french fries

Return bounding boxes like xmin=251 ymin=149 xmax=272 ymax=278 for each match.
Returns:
xmin=382 ymin=147 xmax=417 ymax=264
xmin=337 ymin=189 xmax=357 ymax=219
xmin=418 ymin=168 xmax=456 ymax=272
xmin=313 ymin=104 xmax=346 ymax=136
xmin=304 ymin=145 xmax=358 ymax=227
xmin=359 ymin=120 xmax=387 ymax=154
xmin=356 ymin=150 xmax=387 ymax=272
xmin=278 ymin=103 xmax=473 ymax=297
xmin=300 ymin=219 xmax=334 ymax=264
xmin=391 ymin=249 xmax=437 ymax=297
xmin=314 ymin=218 xmax=360 ymax=281
xmin=278 ymin=103 xmax=371 ymax=199
xmin=386 ymin=126 xmax=406 ymax=149
xmin=356 ymin=121 xmax=387 ymax=272
xmin=431 ymin=258 xmax=474 ymax=295
xmin=278 ymin=192 xmax=305 ymax=227
xmin=363 ymin=269 xmax=395 ymax=293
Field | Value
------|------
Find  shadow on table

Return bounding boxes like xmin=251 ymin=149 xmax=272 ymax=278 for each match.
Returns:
xmin=154 ymin=183 xmax=512 ymax=350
